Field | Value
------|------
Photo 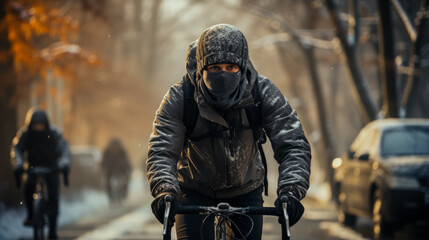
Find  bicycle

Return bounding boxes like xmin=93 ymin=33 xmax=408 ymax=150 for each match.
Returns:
xmin=162 ymin=195 xmax=292 ymax=240
xmin=107 ymin=174 xmax=129 ymax=204
xmin=29 ymin=167 xmax=68 ymax=240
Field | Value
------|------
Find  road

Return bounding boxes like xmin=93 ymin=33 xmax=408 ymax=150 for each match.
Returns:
xmin=4 ymin=171 xmax=425 ymax=240
xmin=54 ymin=195 xmax=426 ymax=240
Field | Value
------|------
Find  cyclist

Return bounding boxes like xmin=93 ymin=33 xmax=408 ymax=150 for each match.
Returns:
xmin=101 ymin=138 xmax=131 ymax=202
xmin=147 ymin=24 xmax=311 ymax=239
xmin=11 ymin=109 xmax=71 ymax=240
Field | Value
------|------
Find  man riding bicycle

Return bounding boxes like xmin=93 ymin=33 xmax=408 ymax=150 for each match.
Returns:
xmin=147 ymin=24 xmax=311 ymax=239
xmin=11 ymin=109 xmax=71 ymax=240
xmin=101 ymin=138 xmax=132 ymax=203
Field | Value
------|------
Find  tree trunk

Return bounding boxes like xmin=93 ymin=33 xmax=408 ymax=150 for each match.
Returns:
xmin=144 ymin=0 xmax=162 ymax=81
xmin=134 ymin=0 xmax=144 ymax=75
xmin=0 ymin=0 xmax=21 ymax=206
xmin=326 ymin=0 xmax=378 ymax=122
xmin=304 ymin=46 xmax=335 ymax=188
xmin=404 ymin=0 xmax=429 ymax=118
xmin=377 ymin=0 xmax=399 ymax=118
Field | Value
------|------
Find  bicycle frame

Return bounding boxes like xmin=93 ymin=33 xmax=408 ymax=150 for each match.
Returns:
xmin=31 ymin=167 xmax=52 ymax=240
xmin=162 ymin=195 xmax=291 ymax=240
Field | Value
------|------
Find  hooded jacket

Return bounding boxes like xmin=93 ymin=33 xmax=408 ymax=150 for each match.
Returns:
xmin=147 ymin=29 xmax=311 ymax=200
xmin=11 ymin=109 xmax=71 ymax=169
xmin=101 ymin=138 xmax=131 ymax=176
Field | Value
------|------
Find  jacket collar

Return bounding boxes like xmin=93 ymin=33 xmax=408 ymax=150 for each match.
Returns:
xmin=194 ymin=80 xmax=254 ymax=128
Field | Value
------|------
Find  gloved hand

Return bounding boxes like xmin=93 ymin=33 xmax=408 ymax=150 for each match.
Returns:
xmin=275 ymin=194 xmax=304 ymax=227
xmin=61 ymin=165 xmax=70 ymax=187
xmin=14 ymin=166 xmax=24 ymax=188
xmin=151 ymin=191 xmax=180 ymax=227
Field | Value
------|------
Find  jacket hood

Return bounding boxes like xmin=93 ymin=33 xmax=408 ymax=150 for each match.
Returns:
xmin=25 ymin=109 xmax=50 ymax=130
xmin=383 ymin=156 xmax=429 ymax=179
xmin=185 ymin=39 xmax=199 ymax=86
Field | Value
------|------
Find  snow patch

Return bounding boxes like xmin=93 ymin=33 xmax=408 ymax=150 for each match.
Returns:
xmin=0 ymin=189 xmax=108 ymax=240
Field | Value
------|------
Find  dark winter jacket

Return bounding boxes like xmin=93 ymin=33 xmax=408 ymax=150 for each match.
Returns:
xmin=101 ymin=138 xmax=131 ymax=176
xmin=147 ymin=42 xmax=311 ymax=200
xmin=11 ymin=110 xmax=71 ymax=170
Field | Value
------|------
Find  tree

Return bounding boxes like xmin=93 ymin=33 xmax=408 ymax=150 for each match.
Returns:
xmin=0 ymin=0 xmax=99 ymax=206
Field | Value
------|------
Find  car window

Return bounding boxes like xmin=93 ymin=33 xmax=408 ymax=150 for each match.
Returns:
xmin=381 ymin=126 xmax=429 ymax=157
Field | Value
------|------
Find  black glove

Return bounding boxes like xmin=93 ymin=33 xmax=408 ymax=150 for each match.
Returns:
xmin=61 ymin=165 xmax=70 ymax=187
xmin=151 ymin=192 xmax=180 ymax=227
xmin=14 ymin=166 xmax=24 ymax=188
xmin=275 ymin=194 xmax=304 ymax=227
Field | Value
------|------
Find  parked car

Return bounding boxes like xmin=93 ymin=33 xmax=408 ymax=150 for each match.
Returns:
xmin=332 ymin=119 xmax=429 ymax=239
xmin=68 ymin=146 xmax=103 ymax=190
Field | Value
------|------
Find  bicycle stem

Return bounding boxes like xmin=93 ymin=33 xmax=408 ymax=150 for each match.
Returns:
xmin=282 ymin=202 xmax=291 ymax=238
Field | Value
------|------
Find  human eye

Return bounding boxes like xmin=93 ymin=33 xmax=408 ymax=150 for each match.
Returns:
xmin=227 ymin=65 xmax=239 ymax=72
xmin=207 ymin=65 xmax=221 ymax=72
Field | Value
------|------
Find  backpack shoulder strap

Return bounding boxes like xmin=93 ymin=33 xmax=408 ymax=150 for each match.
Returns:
xmin=183 ymin=76 xmax=199 ymax=139
xmin=245 ymin=78 xmax=269 ymax=196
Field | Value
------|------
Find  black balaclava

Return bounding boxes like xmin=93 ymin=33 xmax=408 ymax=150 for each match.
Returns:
xmin=196 ymin=24 xmax=249 ymax=112
xmin=27 ymin=110 xmax=58 ymax=164
xmin=28 ymin=110 xmax=50 ymax=140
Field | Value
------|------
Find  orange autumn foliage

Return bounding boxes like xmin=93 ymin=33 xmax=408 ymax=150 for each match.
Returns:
xmin=1 ymin=0 xmax=100 ymax=91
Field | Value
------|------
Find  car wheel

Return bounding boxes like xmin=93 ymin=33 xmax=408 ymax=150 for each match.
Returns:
xmin=372 ymin=189 xmax=393 ymax=239
xmin=337 ymin=191 xmax=357 ymax=227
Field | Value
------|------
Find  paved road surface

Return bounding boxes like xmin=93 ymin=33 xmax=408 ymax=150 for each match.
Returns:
xmin=55 ymin=195 xmax=427 ymax=240
xmin=5 ymin=196 xmax=426 ymax=239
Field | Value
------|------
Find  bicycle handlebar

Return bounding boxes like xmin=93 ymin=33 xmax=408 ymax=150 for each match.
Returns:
xmin=26 ymin=167 xmax=69 ymax=186
xmin=178 ymin=205 xmax=278 ymax=216
xmin=163 ymin=200 xmax=291 ymax=240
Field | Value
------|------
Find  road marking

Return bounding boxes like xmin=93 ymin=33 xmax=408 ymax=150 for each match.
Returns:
xmin=76 ymin=205 xmax=152 ymax=240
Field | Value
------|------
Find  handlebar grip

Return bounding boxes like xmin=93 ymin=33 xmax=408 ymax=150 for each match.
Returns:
xmin=177 ymin=206 xmax=203 ymax=214
xmin=247 ymin=207 xmax=278 ymax=216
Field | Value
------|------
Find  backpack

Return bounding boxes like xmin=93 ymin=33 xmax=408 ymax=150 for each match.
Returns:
xmin=182 ymin=76 xmax=269 ymax=196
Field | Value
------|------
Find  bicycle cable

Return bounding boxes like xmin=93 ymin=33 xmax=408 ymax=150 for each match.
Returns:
xmin=199 ymin=209 xmax=255 ymax=240
xmin=222 ymin=212 xmax=254 ymax=240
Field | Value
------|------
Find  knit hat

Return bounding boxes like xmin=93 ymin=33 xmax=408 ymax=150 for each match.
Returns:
xmin=196 ymin=24 xmax=249 ymax=75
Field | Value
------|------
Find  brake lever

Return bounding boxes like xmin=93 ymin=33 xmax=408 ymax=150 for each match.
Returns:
xmin=282 ymin=202 xmax=291 ymax=238
xmin=162 ymin=195 xmax=172 ymax=236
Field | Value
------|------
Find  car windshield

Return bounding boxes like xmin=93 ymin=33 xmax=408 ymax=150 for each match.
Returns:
xmin=381 ymin=126 xmax=429 ymax=157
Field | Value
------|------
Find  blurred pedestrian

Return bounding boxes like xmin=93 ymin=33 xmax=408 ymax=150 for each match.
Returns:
xmin=147 ymin=24 xmax=311 ymax=239
xmin=101 ymin=138 xmax=131 ymax=203
xmin=11 ymin=109 xmax=71 ymax=240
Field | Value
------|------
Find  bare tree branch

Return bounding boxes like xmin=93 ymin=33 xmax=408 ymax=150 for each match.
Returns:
xmin=401 ymin=0 xmax=429 ymax=115
xmin=326 ymin=0 xmax=378 ymax=122
xmin=390 ymin=0 xmax=417 ymax=42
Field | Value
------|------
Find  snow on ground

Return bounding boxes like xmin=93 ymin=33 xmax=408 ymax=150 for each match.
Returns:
xmin=0 ymin=189 xmax=108 ymax=239
xmin=0 ymin=170 xmax=145 ymax=240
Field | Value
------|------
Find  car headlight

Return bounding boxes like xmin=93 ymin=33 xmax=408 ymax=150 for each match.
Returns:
xmin=332 ymin=158 xmax=342 ymax=169
xmin=388 ymin=176 xmax=420 ymax=189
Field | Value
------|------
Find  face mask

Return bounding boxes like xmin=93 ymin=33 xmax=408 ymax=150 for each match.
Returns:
xmin=203 ymin=71 xmax=241 ymax=99
xmin=202 ymin=70 xmax=243 ymax=111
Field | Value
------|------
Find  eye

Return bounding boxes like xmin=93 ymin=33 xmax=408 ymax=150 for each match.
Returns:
xmin=227 ymin=65 xmax=239 ymax=72
xmin=207 ymin=65 xmax=221 ymax=72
